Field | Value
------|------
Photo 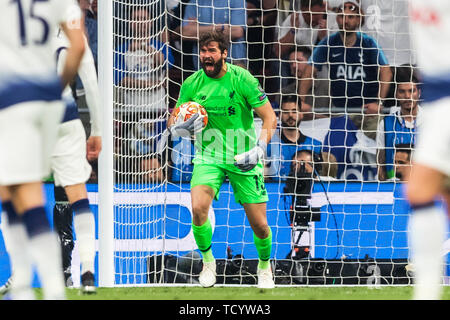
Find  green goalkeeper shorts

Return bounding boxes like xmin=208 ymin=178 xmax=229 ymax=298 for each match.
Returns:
xmin=190 ymin=163 xmax=268 ymax=204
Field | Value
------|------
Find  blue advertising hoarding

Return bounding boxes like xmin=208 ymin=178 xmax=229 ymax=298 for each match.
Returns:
xmin=0 ymin=182 xmax=447 ymax=286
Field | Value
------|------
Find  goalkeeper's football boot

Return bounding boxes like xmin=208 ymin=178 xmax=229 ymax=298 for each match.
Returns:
xmin=257 ymin=267 xmax=275 ymax=289
xmin=81 ymin=271 xmax=96 ymax=294
xmin=199 ymin=260 xmax=217 ymax=288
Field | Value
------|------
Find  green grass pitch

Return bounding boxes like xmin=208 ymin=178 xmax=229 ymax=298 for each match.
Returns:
xmin=45 ymin=286 xmax=450 ymax=300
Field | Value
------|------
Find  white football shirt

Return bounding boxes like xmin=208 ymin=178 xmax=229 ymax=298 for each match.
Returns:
xmin=0 ymin=0 xmax=81 ymax=108
xmin=409 ymin=0 xmax=450 ymax=78
xmin=53 ymin=30 xmax=102 ymax=136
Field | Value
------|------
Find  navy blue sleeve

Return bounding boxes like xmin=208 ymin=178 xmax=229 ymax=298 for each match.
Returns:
xmin=365 ymin=35 xmax=389 ymax=66
xmin=309 ymin=37 xmax=329 ymax=71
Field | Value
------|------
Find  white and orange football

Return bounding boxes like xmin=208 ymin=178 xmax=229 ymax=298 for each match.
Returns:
xmin=174 ymin=101 xmax=208 ymax=128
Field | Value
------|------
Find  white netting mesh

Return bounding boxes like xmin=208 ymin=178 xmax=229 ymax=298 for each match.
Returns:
xmin=108 ymin=0 xmax=449 ymax=286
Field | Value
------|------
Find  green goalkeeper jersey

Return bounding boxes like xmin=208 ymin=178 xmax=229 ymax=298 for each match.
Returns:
xmin=175 ymin=63 xmax=269 ymax=170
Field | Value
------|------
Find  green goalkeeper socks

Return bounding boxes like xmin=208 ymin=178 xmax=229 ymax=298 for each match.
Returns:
xmin=253 ymin=229 xmax=272 ymax=270
xmin=192 ymin=218 xmax=215 ymax=263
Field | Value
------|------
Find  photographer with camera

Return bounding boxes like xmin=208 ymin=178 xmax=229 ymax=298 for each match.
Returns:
xmin=284 ymin=149 xmax=324 ymax=259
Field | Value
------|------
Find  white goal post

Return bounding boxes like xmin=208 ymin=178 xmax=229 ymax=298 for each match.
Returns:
xmin=97 ymin=0 xmax=114 ymax=287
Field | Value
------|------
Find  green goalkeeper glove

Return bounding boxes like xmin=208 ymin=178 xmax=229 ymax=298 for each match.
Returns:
xmin=168 ymin=113 xmax=204 ymax=138
xmin=233 ymin=140 xmax=266 ymax=172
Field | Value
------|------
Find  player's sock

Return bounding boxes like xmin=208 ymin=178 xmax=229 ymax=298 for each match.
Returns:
xmin=408 ymin=201 xmax=447 ymax=300
xmin=53 ymin=201 xmax=74 ymax=285
xmin=2 ymin=201 xmax=34 ymax=299
xmin=53 ymin=185 xmax=74 ymax=284
xmin=22 ymin=206 xmax=65 ymax=300
xmin=72 ymin=198 xmax=96 ymax=275
xmin=253 ymin=228 xmax=272 ymax=270
xmin=192 ymin=218 xmax=215 ymax=263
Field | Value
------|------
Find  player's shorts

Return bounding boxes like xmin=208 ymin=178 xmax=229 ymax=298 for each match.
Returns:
xmin=0 ymin=100 xmax=64 ymax=185
xmin=413 ymin=97 xmax=450 ymax=177
xmin=51 ymin=119 xmax=92 ymax=187
xmin=190 ymin=163 xmax=268 ymax=204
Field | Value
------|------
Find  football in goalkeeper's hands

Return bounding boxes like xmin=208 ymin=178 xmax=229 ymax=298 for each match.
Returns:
xmin=174 ymin=101 xmax=208 ymax=128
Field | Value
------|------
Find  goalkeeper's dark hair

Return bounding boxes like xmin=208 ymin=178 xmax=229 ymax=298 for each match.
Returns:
xmin=199 ymin=31 xmax=229 ymax=53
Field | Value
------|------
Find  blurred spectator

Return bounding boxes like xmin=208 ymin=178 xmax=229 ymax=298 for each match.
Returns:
xmin=114 ymin=6 xmax=174 ymax=119
xmin=275 ymin=0 xmax=294 ymax=29
xmin=391 ymin=143 xmax=413 ymax=182
xmin=319 ymin=151 xmax=338 ymax=180
xmin=275 ymin=0 xmax=338 ymax=58
xmin=167 ymin=0 xmax=195 ymax=73
xmin=126 ymin=118 xmax=167 ymax=157
xmin=361 ymin=0 xmax=415 ymax=67
xmin=116 ymin=155 xmax=166 ymax=184
xmin=78 ymin=0 xmax=90 ymax=11
xmin=360 ymin=0 xmax=416 ymax=109
xmin=85 ymin=0 xmax=98 ymax=70
xmin=282 ymin=46 xmax=311 ymax=88
xmin=246 ymin=0 xmax=277 ymax=71
xmin=115 ymin=118 xmax=167 ymax=184
xmin=321 ymin=115 xmax=378 ymax=180
xmin=278 ymin=46 xmax=330 ymax=114
xmin=376 ymin=65 xmax=422 ymax=181
xmin=180 ymin=0 xmax=247 ymax=70
xmin=113 ymin=118 xmax=166 ymax=184
xmin=246 ymin=0 xmax=264 ymax=76
xmin=246 ymin=0 xmax=279 ymax=102
xmin=300 ymin=0 xmax=392 ymax=131
xmin=275 ymin=0 xmax=338 ymax=107
xmin=265 ymin=95 xmax=322 ymax=181
xmin=140 ymin=156 xmax=165 ymax=183
xmin=166 ymin=0 xmax=195 ymax=110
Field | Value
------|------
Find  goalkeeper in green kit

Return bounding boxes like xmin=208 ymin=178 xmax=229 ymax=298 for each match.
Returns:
xmin=166 ymin=31 xmax=277 ymax=288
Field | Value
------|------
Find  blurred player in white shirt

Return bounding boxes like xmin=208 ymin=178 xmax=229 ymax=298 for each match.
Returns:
xmin=407 ymin=0 xmax=450 ymax=300
xmin=0 ymin=0 xmax=85 ymax=299
xmin=51 ymin=29 xmax=102 ymax=294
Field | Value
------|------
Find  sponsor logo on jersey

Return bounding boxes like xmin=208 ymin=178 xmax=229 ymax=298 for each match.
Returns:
xmin=336 ymin=65 xmax=366 ymax=80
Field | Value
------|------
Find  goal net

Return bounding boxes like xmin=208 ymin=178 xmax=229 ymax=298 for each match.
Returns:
xmin=101 ymin=0 xmax=450 ymax=286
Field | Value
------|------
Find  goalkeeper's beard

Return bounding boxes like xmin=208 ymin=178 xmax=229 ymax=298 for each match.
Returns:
xmin=201 ymin=58 xmax=224 ymax=78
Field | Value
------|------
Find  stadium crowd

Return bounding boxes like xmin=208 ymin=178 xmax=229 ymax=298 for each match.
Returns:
xmin=75 ymin=0 xmax=417 ymax=184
